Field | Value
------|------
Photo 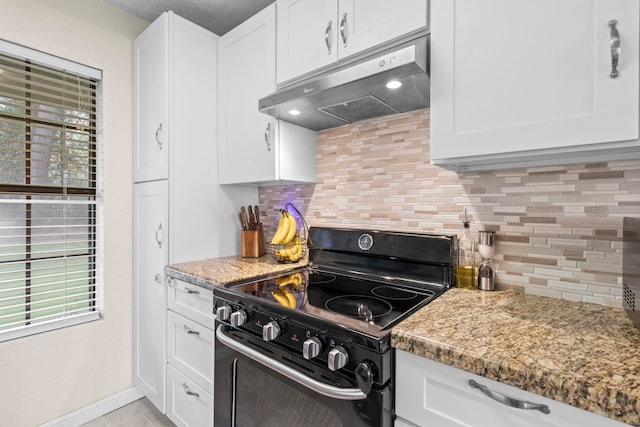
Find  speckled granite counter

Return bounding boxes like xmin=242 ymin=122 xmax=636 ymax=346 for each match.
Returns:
xmin=165 ymin=255 xmax=306 ymax=290
xmin=391 ymin=288 xmax=640 ymax=425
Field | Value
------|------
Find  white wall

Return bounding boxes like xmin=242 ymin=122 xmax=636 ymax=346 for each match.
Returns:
xmin=0 ymin=1 xmax=148 ymax=425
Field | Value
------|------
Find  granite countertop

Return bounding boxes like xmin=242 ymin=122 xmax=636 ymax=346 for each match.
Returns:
xmin=391 ymin=288 xmax=640 ymax=426
xmin=165 ymin=255 xmax=306 ymax=290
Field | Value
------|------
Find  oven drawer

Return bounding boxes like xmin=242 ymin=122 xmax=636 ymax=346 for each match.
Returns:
xmin=166 ymin=364 xmax=213 ymax=427
xmin=167 ymin=310 xmax=214 ymax=393
xmin=168 ymin=278 xmax=214 ymax=329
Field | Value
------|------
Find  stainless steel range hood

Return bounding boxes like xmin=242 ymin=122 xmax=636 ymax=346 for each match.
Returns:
xmin=258 ymin=36 xmax=429 ymax=131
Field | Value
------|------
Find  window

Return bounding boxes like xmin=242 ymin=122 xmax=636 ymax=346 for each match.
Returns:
xmin=0 ymin=40 xmax=102 ymax=341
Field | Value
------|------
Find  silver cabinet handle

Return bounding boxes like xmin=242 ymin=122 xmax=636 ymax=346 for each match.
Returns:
xmin=154 ymin=223 xmax=162 ymax=248
xmin=217 ymin=325 xmax=366 ymax=400
xmin=609 ymin=20 xmax=620 ymax=78
xmin=166 ymin=277 xmax=173 ymax=287
xmin=184 ymin=325 xmax=200 ymax=335
xmin=325 ymin=20 xmax=333 ymax=55
xmin=264 ymin=122 xmax=272 ymax=152
xmin=340 ymin=13 xmax=348 ymax=47
xmin=468 ymin=379 xmax=551 ymax=414
xmin=155 ymin=123 xmax=163 ymax=149
xmin=184 ymin=286 xmax=200 ymax=295
xmin=154 ymin=274 xmax=163 ymax=284
xmin=182 ymin=383 xmax=199 ymax=397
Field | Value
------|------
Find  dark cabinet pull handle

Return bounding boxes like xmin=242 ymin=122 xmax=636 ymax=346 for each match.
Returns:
xmin=468 ymin=379 xmax=550 ymax=414
xmin=155 ymin=123 xmax=163 ymax=149
xmin=325 ymin=20 xmax=333 ymax=55
xmin=184 ymin=325 xmax=200 ymax=336
xmin=182 ymin=383 xmax=199 ymax=397
xmin=340 ymin=13 xmax=348 ymax=47
xmin=609 ymin=19 xmax=620 ymax=78
xmin=264 ymin=123 xmax=272 ymax=151
xmin=184 ymin=286 xmax=200 ymax=295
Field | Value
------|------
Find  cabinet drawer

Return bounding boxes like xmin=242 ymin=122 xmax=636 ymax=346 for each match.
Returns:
xmin=166 ymin=364 xmax=213 ymax=427
xmin=168 ymin=278 xmax=214 ymax=329
xmin=167 ymin=311 xmax=214 ymax=393
xmin=396 ymin=350 xmax=626 ymax=427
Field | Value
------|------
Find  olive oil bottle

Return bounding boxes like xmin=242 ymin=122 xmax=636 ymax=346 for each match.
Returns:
xmin=456 ymin=211 xmax=476 ymax=289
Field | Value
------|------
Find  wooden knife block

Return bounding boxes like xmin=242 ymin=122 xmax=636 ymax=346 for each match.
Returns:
xmin=241 ymin=226 xmax=266 ymax=257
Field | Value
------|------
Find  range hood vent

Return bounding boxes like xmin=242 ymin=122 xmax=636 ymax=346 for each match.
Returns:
xmin=259 ymin=36 xmax=429 ymax=131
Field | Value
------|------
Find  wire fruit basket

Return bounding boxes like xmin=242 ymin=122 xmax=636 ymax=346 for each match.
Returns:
xmin=266 ymin=203 xmax=309 ymax=263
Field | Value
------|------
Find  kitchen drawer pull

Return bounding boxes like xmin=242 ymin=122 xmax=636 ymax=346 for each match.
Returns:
xmin=182 ymin=383 xmax=200 ymax=397
xmin=217 ymin=325 xmax=367 ymax=400
xmin=468 ymin=379 xmax=550 ymax=414
xmin=184 ymin=325 xmax=200 ymax=335
xmin=154 ymin=274 xmax=163 ymax=284
xmin=340 ymin=13 xmax=348 ymax=47
xmin=184 ymin=286 xmax=200 ymax=295
xmin=609 ymin=19 xmax=620 ymax=78
xmin=325 ymin=20 xmax=333 ymax=55
xmin=155 ymin=123 xmax=163 ymax=149
xmin=154 ymin=223 xmax=162 ymax=248
xmin=264 ymin=122 xmax=271 ymax=152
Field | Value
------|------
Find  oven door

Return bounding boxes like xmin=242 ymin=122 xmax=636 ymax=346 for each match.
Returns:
xmin=215 ymin=324 xmax=393 ymax=427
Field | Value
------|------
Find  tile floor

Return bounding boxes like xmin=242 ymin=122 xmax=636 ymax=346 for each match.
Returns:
xmin=80 ymin=398 xmax=175 ymax=427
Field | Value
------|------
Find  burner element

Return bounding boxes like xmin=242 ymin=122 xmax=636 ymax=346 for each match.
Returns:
xmin=325 ymin=295 xmax=392 ymax=320
xmin=371 ymin=286 xmax=422 ymax=301
xmin=308 ymin=272 xmax=336 ymax=284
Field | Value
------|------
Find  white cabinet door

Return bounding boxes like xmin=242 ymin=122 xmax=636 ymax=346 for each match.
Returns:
xmin=166 ymin=365 xmax=214 ymax=427
xmin=133 ymin=180 xmax=168 ymax=412
xmin=430 ymin=0 xmax=640 ymax=169
xmin=277 ymin=0 xmax=429 ymax=84
xmin=338 ymin=0 xmax=428 ymax=59
xmin=218 ymin=4 xmax=278 ymax=184
xmin=218 ymin=3 xmax=317 ymax=185
xmin=395 ymin=350 xmax=628 ymax=427
xmin=134 ymin=15 xmax=169 ymax=183
xmin=276 ymin=0 xmax=337 ymax=84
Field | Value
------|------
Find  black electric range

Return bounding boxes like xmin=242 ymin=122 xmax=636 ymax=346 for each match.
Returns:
xmin=214 ymin=227 xmax=456 ymax=427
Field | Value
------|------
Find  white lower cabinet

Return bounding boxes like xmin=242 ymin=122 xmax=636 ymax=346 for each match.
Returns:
xmin=166 ymin=278 xmax=215 ymax=427
xmin=166 ymin=364 xmax=214 ymax=427
xmin=395 ymin=350 xmax=628 ymax=427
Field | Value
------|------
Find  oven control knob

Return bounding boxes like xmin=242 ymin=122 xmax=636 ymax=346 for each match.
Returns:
xmin=216 ymin=304 xmax=231 ymax=321
xmin=229 ymin=310 xmax=247 ymax=327
xmin=303 ymin=337 xmax=322 ymax=360
xmin=262 ymin=321 xmax=281 ymax=341
xmin=328 ymin=346 xmax=348 ymax=371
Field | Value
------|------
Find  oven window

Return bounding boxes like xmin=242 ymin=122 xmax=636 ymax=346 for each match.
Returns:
xmin=235 ymin=358 xmax=343 ymax=427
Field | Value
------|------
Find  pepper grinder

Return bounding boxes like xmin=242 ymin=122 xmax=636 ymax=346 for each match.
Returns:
xmin=478 ymin=231 xmax=496 ymax=291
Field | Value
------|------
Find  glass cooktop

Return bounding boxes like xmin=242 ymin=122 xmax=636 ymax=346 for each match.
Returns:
xmin=225 ymin=268 xmax=442 ymax=332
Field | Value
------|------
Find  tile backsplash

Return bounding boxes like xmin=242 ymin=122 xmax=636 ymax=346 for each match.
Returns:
xmin=259 ymin=108 xmax=640 ymax=307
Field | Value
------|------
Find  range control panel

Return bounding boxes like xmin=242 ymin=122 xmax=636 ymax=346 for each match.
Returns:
xmin=214 ymin=296 xmax=388 ymax=386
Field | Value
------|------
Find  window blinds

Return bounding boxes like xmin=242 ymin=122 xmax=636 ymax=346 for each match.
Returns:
xmin=0 ymin=43 xmax=101 ymax=341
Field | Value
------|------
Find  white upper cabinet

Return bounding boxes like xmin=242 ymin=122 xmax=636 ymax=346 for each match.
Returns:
xmin=134 ymin=15 xmax=169 ymax=182
xmin=276 ymin=0 xmax=428 ymax=84
xmin=218 ymin=3 xmax=316 ymax=185
xmin=430 ymin=0 xmax=640 ymax=171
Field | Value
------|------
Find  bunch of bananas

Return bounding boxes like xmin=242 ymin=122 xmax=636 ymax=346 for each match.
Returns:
xmin=270 ymin=210 xmax=303 ymax=262
xmin=274 ymin=272 xmax=303 ymax=291
xmin=271 ymin=288 xmax=297 ymax=308
xmin=271 ymin=272 xmax=304 ymax=308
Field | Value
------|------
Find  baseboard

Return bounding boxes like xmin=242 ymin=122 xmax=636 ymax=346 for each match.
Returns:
xmin=40 ymin=387 xmax=145 ymax=427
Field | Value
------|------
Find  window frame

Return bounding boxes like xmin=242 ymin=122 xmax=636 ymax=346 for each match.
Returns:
xmin=0 ymin=39 xmax=103 ymax=342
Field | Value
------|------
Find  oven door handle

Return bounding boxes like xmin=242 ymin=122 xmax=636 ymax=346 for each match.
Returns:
xmin=216 ymin=325 xmax=367 ymax=400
